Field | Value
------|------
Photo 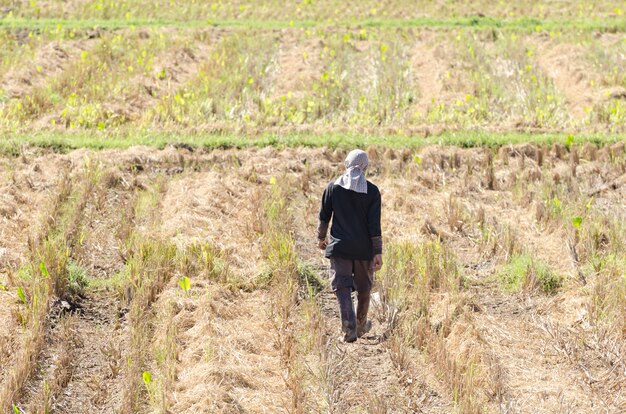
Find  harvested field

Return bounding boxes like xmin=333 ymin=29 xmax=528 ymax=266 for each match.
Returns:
xmin=1 ymin=2 xmax=625 ymax=412
xmin=1 ymin=144 xmax=624 ymax=413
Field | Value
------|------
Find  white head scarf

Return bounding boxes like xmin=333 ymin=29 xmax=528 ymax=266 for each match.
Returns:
xmin=334 ymin=149 xmax=368 ymax=194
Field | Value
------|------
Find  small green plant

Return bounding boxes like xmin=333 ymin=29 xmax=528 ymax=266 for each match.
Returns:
xmin=16 ymin=287 xmax=27 ymax=305
xmin=39 ymin=261 xmax=49 ymax=278
xmin=178 ymin=276 xmax=191 ymax=293
xmin=67 ymin=261 xmax=89 ymax=296
xmin=545 ymin=195 xmax=565 ymax=220
xmin=496 ymin=254 xmax=562 ymax=294
xmin=142 ymin=371 xmax=151 ymax=385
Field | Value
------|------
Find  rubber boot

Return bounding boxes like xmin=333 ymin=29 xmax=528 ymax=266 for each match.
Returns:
xmin=356 ymin=290 xmax=372 ymax=337
xmin=335 ymin=287 xmax=357 ymax=343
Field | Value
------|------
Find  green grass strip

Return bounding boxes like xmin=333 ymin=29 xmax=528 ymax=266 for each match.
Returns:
xmin=1 ymin=131 xmax=624 ymax=155
xmin=0 ymin=16 xmax=624 ymax=32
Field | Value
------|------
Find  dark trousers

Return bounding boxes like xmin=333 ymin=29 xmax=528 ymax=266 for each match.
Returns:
xmin=329 ymin=257 xmax=374 ymax=294
xmin=329 ymin=257 xmax=373 ymax=332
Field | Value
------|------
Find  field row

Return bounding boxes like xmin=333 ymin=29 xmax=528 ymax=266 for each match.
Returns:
xmin=0 ymin=0 xmax=624 ymax=22
xmin=0 ymin=28 xmax=625 ymax=135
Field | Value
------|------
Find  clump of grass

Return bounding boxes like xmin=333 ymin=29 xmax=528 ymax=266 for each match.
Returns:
xmin=379 ymin=240 xmax=464 ymax=320
xmin=587 ymin=254 xmax=626 ymax=339
xmin=379 ymin=239 xmax=488 ymax=413
xmin=67 ymin=260 xmax=89 ymax=296
xmin=181 ymin=242 xmax=230 ymax=284
xmin=445 ymin=194 xmax=467 ymax=232
xmin=496 ymin=254 xmax=562 ymax=294
xmin=379 ymin=240 xmax=458 ymax=344
xmin=120 ymin=239 xmax=178 ymax=414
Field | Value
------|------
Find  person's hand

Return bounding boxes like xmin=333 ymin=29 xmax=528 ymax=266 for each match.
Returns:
xmin=372 ymin=254 xmax=383 ymax=272
xmin=318 ymin=239 xmax=328 ymax=250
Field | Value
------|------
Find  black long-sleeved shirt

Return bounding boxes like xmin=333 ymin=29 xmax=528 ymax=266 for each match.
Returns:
xmin=318 ymin=181 xmax=382 ymax=260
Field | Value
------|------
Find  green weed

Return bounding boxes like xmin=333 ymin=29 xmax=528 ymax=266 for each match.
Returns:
xmin=67 ymin=260 xmax=89 ymax=296
xmin=496 ymin=254 xmax=562 ymax=294
xmin=379 ymin=240 xmax=464 ymax=317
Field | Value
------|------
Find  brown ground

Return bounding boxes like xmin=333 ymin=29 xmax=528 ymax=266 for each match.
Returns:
xmin=409 ymin=32 xmax=445 ymax=118
xmin=0 ymin=144 xmax=625 ymax=413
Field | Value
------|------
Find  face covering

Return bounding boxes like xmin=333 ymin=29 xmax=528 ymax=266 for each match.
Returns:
xmin=334 ymin=149 xmax=369 ymax=194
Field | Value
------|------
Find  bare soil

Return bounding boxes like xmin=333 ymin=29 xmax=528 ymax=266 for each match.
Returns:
xmin=409 ymin=32 xmax=444 ymax=117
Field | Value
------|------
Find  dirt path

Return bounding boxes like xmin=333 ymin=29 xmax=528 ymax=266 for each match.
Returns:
xmin=53 ymin=179 xmax=138 ymax=413
xmin=316 ymin=289 xmax=451 ymax=413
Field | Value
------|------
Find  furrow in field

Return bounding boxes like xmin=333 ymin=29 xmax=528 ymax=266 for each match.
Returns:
xmin=314 ymin=289 xmax=452 ymax=413
xmin=14 ymin=162 xmax=137 ymax=413
xmin=50 ymin=180 xmax=139 ymax=413
xmin=533 ymin=39 xmax=597 ymax=120
xmin=408 ymin=32 xmax=445 ymax=119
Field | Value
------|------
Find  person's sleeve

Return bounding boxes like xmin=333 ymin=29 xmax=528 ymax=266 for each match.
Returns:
xmin=368 ymin=189 xmax=382 ymax=254
xmin=317 ymin=184 xmax=333 ymax=240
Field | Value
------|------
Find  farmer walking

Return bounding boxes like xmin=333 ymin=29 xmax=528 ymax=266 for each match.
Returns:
xmin=317 ymin=149 xmax=383 ymax=342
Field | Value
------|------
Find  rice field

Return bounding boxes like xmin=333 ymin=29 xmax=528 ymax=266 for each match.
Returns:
xmin=0 ymin=2 xmax=625 ymax=413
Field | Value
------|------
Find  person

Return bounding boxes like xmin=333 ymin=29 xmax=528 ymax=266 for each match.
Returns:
xmin=317 ymin=149 xmax=383 ymax=343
